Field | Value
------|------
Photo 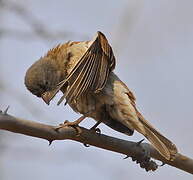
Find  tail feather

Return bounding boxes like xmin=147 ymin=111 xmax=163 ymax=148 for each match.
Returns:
xmin=137 ymin=112 xmax=178 ymax=160
xmin=142 ymin=126 xmax=171 ymax=160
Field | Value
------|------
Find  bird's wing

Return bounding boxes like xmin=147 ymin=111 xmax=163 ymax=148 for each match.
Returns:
xmin=57 ymin=31 xmax=116 ymax=105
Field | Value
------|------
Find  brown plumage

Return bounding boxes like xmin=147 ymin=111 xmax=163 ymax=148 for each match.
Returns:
xmin=25 ymin=31 xmax=178 ymax=160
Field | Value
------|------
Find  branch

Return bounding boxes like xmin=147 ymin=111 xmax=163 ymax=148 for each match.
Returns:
xmin=0 ymin=28 xmax=88 ymax=41
xmin=0 ymin=28 xmax=73 ymax=40
xmin=0 ymin=110 xmax=192 ymax=174
xmin=0 ymin=1 xmax=88 ymax=43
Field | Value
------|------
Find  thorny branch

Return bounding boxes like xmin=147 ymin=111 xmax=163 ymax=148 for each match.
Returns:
xmin=0 ymin=0 xmax=192 ymax=176
xmin=0 ymin=109 xmax=192 ymax=174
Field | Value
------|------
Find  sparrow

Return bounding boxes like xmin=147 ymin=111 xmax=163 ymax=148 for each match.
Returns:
xmin=25 ymin=31 xmax=178 ymax=160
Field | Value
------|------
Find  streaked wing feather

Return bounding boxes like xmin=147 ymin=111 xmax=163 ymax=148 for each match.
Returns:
xmin=65 ymin=53 xmax=94 ymax=103
xmin=99 ymin=32 xmax=116 ymax=70
xmin=58 ymin=31 xmax=116 ymax=105
xmin=75 ymin=53 xmax=97 ymax=98
xmin=95 ymin=55 xmax=109 ymax=91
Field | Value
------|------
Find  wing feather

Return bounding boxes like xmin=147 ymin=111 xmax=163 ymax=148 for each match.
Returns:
xmin=75 ymin=53 xmax=97 ymax=98
xmin=57 ymin=31 xmax=116 ymax=105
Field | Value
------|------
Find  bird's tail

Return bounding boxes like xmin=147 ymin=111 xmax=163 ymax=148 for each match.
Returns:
xmin=136 ymin=111 xmax=178 ymax=161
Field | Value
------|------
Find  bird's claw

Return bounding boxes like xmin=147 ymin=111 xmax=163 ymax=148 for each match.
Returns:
xmin=158 ymin=162 xmax=165 ymax=167
xmin=90 ymin=127 xmax=101 ymax=134
xmin=83 ymin=143 xmax=90 ymax=147
xmin=83 ymin=124 xmax=101 ymax=147
xmin=55 ymin=120 xmax=82 ymax=136
xmin=95 ymin=128 xmax=101 ymax=134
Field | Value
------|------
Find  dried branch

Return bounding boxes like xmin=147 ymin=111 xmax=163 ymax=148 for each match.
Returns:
xmin=0 ymin=0 xmax=56 ymax=42
xmin=0 ymin=28 xmax=76 ymax=41
xmin=0 ymin=1 xmax=88 ymax=42
xmin=0 ymin=110 xmax=192 ymax=174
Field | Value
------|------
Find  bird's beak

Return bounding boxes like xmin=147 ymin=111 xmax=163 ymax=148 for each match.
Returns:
xmin=41 ymin=89 xmax=59 ymax=105
xmin=41 ymin=80 xmax=67 ymax=105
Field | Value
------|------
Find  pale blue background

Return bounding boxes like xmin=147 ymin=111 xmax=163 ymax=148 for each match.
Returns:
xmin=0 ymin=0 xmax=193 ymax=179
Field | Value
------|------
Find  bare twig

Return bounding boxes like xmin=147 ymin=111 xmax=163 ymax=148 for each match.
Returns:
xmin=0 ymin=111 xmax=192 ymax=174
xmin=0 ymin=0 xmax=56 ymax=42
xmin=0 ymin=1 xmax=88 ymax=42
xmin=0 ymin=28 xmax=77 ymax=41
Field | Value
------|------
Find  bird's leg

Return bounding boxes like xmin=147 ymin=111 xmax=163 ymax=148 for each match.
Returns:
xmin=90 ymin=121 xmax=101 ymax=134
xmin=83 ymin=121 xmax=102 ymax=147
xmin=62 ymin=115 xmax=86 ymax=126
xmin=55 ymin=116 xmax=86 ymax=136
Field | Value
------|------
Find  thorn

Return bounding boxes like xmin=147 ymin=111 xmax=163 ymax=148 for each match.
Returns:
xmin=136 ymin=139 xmax=145 ymax=146
xmin=83 ymin=143 xmax=90 ymax=147
xmin=123 ymin=155 xmax=129 ymax=159
xmin=4 ymin=106 xmax=10 ymax=114
xmin=48 ymin=140 xmax=53 ymax=146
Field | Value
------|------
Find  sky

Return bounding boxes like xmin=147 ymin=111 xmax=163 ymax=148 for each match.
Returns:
xmin=0 ymin=0 xmax=193 ymax=179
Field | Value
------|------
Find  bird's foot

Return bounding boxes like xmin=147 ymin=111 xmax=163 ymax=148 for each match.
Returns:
xmin=91 ymin=127 xmax=101 ymax=134
xmin=55 ymin=120 xmax=82 ymax=136
xmin=90 ymin=123 xmax=101 ymax=134
xmin=83 ymin=121 xmax=101 ymax=147
xmin=55 ymin=116 xmax=86 ymax=136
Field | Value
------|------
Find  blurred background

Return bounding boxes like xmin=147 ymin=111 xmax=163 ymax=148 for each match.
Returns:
xmin=0 ymin=0 xmax=193 ymax=179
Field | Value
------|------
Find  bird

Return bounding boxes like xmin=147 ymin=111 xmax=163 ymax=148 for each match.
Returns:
xmin=25 ymin=31 xmax=178 ymax=161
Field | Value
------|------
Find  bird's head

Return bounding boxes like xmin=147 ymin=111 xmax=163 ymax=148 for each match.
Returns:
xmin=25 ymin=57 xmax=64 ymax=105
